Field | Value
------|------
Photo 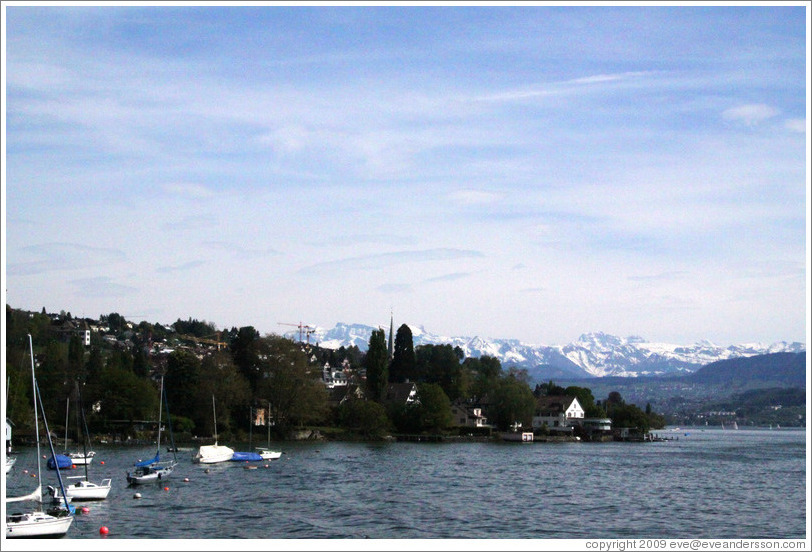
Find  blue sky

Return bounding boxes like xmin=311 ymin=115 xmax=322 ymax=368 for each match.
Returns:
xmin=2 ymin=3 xmax=808 ymax=346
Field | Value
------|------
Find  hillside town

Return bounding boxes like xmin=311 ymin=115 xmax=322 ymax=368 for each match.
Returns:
xmin=4 ymin=306 xmax=674 ymax=446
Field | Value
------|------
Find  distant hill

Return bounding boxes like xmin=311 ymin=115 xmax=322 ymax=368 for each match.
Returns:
xmin=685 ymin=352 xmax=806 ymax=387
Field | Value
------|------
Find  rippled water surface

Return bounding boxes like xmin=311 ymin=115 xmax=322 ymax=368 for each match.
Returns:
xmin=4 ymin=429 xmax=806 ymax=539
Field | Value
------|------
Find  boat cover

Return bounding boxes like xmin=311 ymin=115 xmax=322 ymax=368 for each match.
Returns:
xmin=46 ymin=454 xmax=73 ymax=470
xmin=134 ymin=452 xmax=159 ymax=467
xmin=230 ymin=451 xmax=263 ymax=462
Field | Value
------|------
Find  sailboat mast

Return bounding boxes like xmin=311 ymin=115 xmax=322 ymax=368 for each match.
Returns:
xmin=77 ymin=384 xmax=89 ymax=481
xmin=156 ymin=376 xmax=164 ymax=454
xmin=28 ymin=335 xmax=42 ymax=500
xmin=64 ymin=397 xmax=69 ymax=452
xmin=212 ymin=394 xmax=218 ymax=445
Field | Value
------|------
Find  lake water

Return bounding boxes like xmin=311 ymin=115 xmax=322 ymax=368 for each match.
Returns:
xmin=3 ymin=428 xmax=807 ymax=541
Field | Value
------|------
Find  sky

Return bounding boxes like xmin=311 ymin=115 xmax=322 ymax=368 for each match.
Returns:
xmin=2 ymin=2 xmax=809 ymax=347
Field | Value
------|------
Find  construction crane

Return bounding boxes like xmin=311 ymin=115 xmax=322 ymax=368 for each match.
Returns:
xmin=278 ymin=322 xmax=316 ymax=344
xmin=180 ymin=332 xmax=228 ymax=350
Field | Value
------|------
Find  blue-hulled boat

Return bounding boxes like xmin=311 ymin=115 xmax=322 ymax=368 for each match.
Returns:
xmin=231 ymin=451 xmax=263 ymax=462
xmin=47 ymin=454 xmax=73 ymax=470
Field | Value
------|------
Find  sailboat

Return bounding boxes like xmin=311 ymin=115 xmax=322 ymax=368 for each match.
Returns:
xmin=48 ymin=385 xmax=111 ymax=500
xmin=6 ymin=334 xmax=74 ymax=538
xmin=192 ymin=395 xmax=233 ymax=464
xmin=231 ymin=407 xmax=263 ymax=462
xmin=61 ymin=396 xmax=95 ymax=466
xmin=127 ymin=376 xmax=178 ymax=484
xmin=256 ymin=402 xmax=282 ymax=461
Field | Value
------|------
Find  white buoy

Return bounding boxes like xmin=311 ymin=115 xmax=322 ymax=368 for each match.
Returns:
xmin=133 ymin=492 xmax=142 ymax=499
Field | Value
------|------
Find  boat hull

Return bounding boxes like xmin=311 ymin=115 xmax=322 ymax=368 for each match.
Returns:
xmin=50 ymin=479 xmax=112 ymax=501
xmin=67 ymin=451 xmax=95 ymax=466
xmin=127 ymin=462 xmax=176 ymax=485
xmin=5 ymin=511 xmax=74 ymax=538
xmin=193 ymin=444 xmax=234 ymax=464
xmin=257 ymin=449 xmax=282 ymax=460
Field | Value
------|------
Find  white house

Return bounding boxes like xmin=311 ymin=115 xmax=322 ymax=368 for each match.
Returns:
xmin=322 ymin=362 xmax=348 ymax=388
xmin=450 ymin=403 xmax=489 ymax=428
xmin=532 ymin=396 xmax=585 ymax=432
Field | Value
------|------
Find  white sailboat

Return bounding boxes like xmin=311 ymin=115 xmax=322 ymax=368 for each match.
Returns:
xmin=193 ymin=395 xmax=233 ymax=464
xmin=6 ymin=334 xmax=74 ymax=539
xmin=257 ymin=401 xmax=282 ymax=461
xmin=6 ymin=417 xmax=17 ymax=473
xmin=127 ymin=376 xmax=178 ymax=484
xmin=49 ymin=384 xmax=111 ymax=500
xmin=62 ymin=397 xmax=95 ymax=466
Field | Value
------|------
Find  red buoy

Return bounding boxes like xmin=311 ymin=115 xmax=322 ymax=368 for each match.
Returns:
xmin=100 ymin=461 xmax=105 ymax=465
xmin=71 ymin=464 xmax=76 ymax=469
xmin=163 ymin=486 xmax=169 ymax=491
xmin=81 ymin=507 xmax=90 ymax=514
xmin=99 ymin=526 xmax=109 ymax=535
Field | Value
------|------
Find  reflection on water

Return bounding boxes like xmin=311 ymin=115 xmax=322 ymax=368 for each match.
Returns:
xmin=4 ymin=429 xmax=806 ymax=539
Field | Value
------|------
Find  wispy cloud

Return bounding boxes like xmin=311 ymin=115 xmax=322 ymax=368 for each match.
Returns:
xmin=424 ymin=272 xmax=475 ymax=283
xmin=377 ymin=283 xmax=413 ymax=294
xmin=784 ymin=118 xmax=806 ymax=133
xmin=156 ymin=260 xmax=208 ymax=274
xmin=298 ymin=248 xmax=485 ymax=275
xmin=164 ymin=183 xmax=216 ymax=200
xmin=628 ymin=271 xmax=689 ymax=282
xmin=722 ymin=103 xmax=780 ymax=126
xmin=472 ymin=71 xmax=656 ymax=103
xmin=447 ymin=189 xmax=503 ymax=206
xmin=70 ymin=277 xmax=137 ymax=298
xmin=202 ymin=241 xmax=281 ymax=260
xmin=8 ymin=243 xmax=126 ymax=276
xmin=160 ymin=214 xmax=218 ymax=232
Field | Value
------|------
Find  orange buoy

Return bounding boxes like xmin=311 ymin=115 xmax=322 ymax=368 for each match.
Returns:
xmin=99 ymin=526 xmax=109 ymax=535
xmin=163 ymin=486 xmax=169 ymax=491
xmin=31 ymin=473 xmax=37 ymax=478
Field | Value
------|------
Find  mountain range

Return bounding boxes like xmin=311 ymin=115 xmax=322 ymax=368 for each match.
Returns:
xmin=301 ymin=322 xmax=805 ymax=381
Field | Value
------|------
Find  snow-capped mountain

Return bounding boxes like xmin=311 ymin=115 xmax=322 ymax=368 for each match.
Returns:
xmin=299 ymin=323 xmax=805 ymax=380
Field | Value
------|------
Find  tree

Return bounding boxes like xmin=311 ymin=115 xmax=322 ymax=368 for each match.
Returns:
xmin=338 ymin=398 xmax=390 ymax=438
xmin=165 ymin=349 xmax=201 ymax=421
xmin=416 ymin=344 xmax=466 ymax=401
xmin=389 ymin=324 xmax=416 ymax=383
xmin=231 ymin=326 xmax=261 ymax=393
xmin=365 ymin=329 xmax=388 ymax=402
xmin=195 ymin=352 xmax=251 ymax=437
xmin=256 ymin=336 xmax=328 ymax=430
xmin=132 ymin=344 xmax=151 ymax=378
xmin=415 ymin=383 xmax=452 ymax=432
xmin=68 ymin=334 xmax=86 ymax=383
xmin=487 ymin=375 xmax=536 ymax=431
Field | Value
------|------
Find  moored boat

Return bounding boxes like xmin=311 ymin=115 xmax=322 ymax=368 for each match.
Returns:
xmin=6 ymin=334 xmax=74 ymax=539
xmin=127 ymin=376 xmax=178 ymax=484
xmin=192 ymin=395 xmax=233 ymax=464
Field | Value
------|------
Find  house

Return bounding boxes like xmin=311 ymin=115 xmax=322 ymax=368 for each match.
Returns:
xmin=321 ymin=362 xmax=348 ymax=388
xmin=450 ymin=401 xmax=489 ymax=428
xmin=327 ymin=384 xmax=366 ymax=409
xmin=385 ymin=382 xmax=419 ymax=406
xmin=532 ymin=395 xmax=584 ymax=432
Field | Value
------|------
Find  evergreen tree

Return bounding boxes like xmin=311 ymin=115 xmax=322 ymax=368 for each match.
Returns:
xmin=389 ymin=324 xmax=416 ymax=383
xmin=365 ymin=329 xmax=388 ymax=402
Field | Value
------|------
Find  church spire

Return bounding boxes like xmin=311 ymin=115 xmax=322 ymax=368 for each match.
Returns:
xmin=388 ymin=308 xmax=394 ymax=359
